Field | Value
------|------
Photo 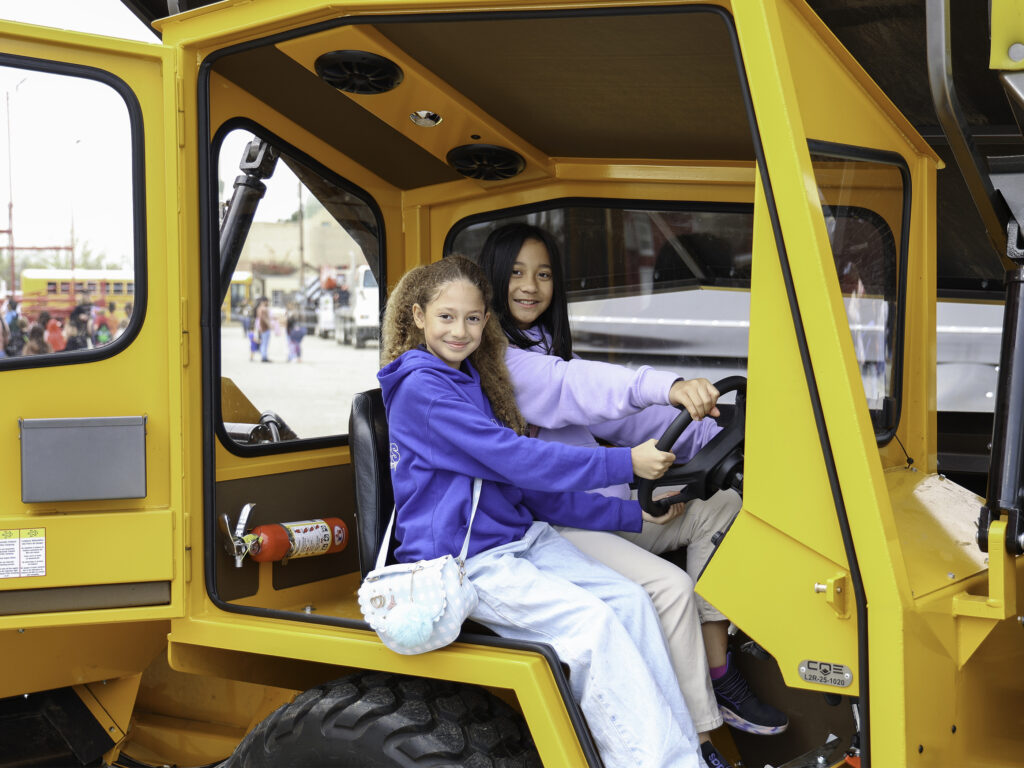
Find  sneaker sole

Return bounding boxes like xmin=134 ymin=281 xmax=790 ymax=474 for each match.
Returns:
xmin=719 ymin=705 xmax=789 ymax=735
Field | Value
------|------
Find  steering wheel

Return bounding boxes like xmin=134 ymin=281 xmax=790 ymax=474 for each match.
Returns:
xmin=637 ymin=376 xmax=747 ymax=518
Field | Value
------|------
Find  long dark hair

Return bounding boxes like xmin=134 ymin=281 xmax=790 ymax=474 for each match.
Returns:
xmin=477 ymin=222 xmax=573 ymax=361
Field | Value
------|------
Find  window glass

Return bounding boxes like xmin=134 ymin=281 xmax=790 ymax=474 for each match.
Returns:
xmin=0 ymin=64 xmax=136 ymax=359
xmin=810 ymin=153 xmax=904 ymax=434
xmin=449 ymin=205 xmax=754 ymax=388
xmin=450 ymin=197 xmax=901 ymax=421
xmin=217 ymin=128 xmax=382 ymax=445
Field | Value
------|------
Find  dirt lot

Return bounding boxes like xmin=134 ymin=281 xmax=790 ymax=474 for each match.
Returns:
xmin=220 ymin=323 xmax=380 ymax=439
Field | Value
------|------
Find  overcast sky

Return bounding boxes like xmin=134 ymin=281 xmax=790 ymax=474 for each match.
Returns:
xmin=0 ymin=2 xmax=157 ymax=43
xmin=0 ymin=2 xmax=156 ymax=279
xmin=0 ymin=2 xmax=304 ymax=284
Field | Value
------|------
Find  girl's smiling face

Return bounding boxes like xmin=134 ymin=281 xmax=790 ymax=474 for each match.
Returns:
xmin=507 ymin=238 xmax=554 ymax=329
xmin=413 ymin=278 xmax=489 ymax=369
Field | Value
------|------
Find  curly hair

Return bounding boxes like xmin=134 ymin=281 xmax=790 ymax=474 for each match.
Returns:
xmin=381 ymin=256 xmax=527 ymax=435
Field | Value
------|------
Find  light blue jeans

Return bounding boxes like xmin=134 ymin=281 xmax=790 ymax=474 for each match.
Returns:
xmin=259 ymin=331 xmax=271 ymax=361
xmin=465 ymin=522 xmax=700 ymax=768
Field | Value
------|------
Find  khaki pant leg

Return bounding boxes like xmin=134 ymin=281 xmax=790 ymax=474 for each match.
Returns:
xmin=621 ymin=488 xmax=741 ymax=623
xmin=554 ymin=526 xmax=723 ymax=733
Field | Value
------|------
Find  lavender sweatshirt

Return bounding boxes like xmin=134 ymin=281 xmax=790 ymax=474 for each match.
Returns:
xmin=505 ymin=327 xmax=722 ymax=500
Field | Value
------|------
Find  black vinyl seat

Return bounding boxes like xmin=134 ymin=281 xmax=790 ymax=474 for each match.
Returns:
xmin=348 ymin=388 xmax=396 ymax=578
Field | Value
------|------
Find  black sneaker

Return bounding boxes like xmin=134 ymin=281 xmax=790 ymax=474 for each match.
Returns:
xmin=700 ymin=740 xmax=733 ymax=768
xmin=712 ymin=653 xmax=789 ymax=735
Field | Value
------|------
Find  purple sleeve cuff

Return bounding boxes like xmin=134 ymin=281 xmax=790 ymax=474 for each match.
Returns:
xmin=618 ymin=500 xmax=644 ymax=533
xmin=610 ymin=446 xmax=635 ymax=485
xmin=640 ymin=368 xmax=683 ymax=406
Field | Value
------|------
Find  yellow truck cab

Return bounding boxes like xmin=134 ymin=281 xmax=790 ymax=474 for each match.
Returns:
xmin=2 ymin=1 xmax=1024 ymax=766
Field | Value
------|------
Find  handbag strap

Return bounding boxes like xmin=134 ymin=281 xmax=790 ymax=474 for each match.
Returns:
xmin=375 ymin=477 xmax=482 ymax=571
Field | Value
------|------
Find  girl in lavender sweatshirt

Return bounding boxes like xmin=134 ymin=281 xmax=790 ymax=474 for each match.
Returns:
xmin=478 ymin=223 xmax=789 ymax=752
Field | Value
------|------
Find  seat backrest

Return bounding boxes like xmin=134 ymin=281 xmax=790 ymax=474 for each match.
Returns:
xmin=349 ymin=388 xmax=395 ymax=577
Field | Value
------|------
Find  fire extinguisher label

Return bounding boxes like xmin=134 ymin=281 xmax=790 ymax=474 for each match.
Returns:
xmin=284 ymin=520 xmax=332 ymax=558
xmin=0 ymin=528 xmax=47 ymax=579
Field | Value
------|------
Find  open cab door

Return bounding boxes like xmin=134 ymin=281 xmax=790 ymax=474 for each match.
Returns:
xmin=0 ymin=21 xmax=181 ymax=700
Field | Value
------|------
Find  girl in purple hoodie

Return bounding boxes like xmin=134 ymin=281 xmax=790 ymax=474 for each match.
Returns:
xmin=378 ymin=256 xmax=702 ymax=768
xmin=478 ymin=223 xmax=789 ymax=749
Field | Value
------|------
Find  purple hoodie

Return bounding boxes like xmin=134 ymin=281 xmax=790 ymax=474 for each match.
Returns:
xmin=377 ymin=348 xmax=643 ymax=563
xmin=505 ymin=327 xmax=722 ymax=499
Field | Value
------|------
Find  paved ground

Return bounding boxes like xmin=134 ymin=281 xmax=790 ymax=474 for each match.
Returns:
xmin=221 ymin=323 xmax=381 ymax=439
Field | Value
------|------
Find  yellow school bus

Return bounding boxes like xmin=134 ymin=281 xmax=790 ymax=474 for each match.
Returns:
xmin=18 ymin=266 xmax=250 ymax=328
xmin=19 ymin=268 xmax=135 ymax=323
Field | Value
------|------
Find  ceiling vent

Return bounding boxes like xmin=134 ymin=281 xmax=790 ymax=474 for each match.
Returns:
xmin=315 ymin=50 xmax=404 ymax=94
xmin=446 ymin=144 xmax=526 ymax=181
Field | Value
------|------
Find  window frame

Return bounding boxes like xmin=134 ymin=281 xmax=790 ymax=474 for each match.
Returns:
xmin=0 ymin=52 xmax=148 ymax=371
xmin=207 ymin=117 xmax=387 ymax=457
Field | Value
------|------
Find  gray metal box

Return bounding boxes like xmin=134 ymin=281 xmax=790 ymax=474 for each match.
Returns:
xmin=20 ymin=416 xmax=147 ymax=503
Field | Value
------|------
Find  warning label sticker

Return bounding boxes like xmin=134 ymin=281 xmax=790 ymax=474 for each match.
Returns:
xmin=0 ymin=528 xmax=46 ymax=579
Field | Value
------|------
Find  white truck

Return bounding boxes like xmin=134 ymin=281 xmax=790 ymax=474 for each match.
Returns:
xmin=334 ymin=264 xmax=379 ymax=348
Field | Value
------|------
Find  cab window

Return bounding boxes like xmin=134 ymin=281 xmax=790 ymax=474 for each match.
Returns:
xmin=450 ymin=194 xmax=904 ymax=439
xmin=0 ymin=62 xmax=139 ymax=363
xmin=449 ymin=203 xmax=753 ymax=387
xmin=215 ymin=126 xmax=383 ymax=446
xmin=809 ymin=145 xmax=908 ymax=438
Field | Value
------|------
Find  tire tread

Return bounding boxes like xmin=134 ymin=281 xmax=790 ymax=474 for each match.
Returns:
xmin=220 ymin=672 xmax=540 ymax=768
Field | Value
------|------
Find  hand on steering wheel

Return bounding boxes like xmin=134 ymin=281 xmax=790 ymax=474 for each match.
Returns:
xmin=637 ymin=376 xmax=746 ymax=519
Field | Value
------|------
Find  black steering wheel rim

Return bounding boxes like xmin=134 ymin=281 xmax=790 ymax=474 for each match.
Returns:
xmin=637 ymin=376 xmax=747 ymax=517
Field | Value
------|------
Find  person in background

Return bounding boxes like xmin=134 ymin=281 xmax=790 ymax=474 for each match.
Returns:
xmin=23 ymin=322 xmax=51 ymax=356
xmin=46 ymin=317 xmax=66 ymax=352
xmin=0 ymin=309 xmax=10 ymax=359
xmin=255 ymin=296 xmax=272 ymax=362
xmin=285 ymin=303 xmax=306 ymax=363
xmin=239 ymin=300 xmax=252 ymax=338
xmin=64 ymin=307 xmax=93 ymax=352
xmin=93 ymin=312 xmax=114 ymax=346
xmin=6 ymin=316 xmax=27 ymax=357
xmin=3 ymin=297 xmax=18 ymax=330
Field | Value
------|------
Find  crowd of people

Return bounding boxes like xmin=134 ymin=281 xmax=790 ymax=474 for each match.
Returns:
xmin=0 ymin=296 xmax=131 ymax=359
xmin=240 ymin=296 xmax=307 ymax=363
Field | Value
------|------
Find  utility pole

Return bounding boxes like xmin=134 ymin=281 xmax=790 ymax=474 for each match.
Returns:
xmin=4 ymin=90 xmax=15 ymax=295
xmin=3 ymin=79 xmax=26 ymax=296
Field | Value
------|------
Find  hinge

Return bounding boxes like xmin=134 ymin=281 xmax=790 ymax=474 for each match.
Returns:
xmin=183 ymin=512 xmax=192 ymax=584
xmin=814 ymin=573 xmax=850 ymax=619
xmin=180 ymin=296 xmax=189 ymax=367
xmin=176 ymin=72 xmax=185 ymax=148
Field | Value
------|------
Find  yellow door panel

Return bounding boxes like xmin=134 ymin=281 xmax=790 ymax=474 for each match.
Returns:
xmin=0 ymin=23 xmax=181 ymax=630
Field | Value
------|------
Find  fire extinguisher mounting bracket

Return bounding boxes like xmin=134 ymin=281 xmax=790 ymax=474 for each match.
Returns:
xmin=219 ymin=503 xmax=257 ymax=568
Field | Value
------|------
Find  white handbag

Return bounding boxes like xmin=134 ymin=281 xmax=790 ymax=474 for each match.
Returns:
xmin=357 ymin=478 xmax=481 ymax=655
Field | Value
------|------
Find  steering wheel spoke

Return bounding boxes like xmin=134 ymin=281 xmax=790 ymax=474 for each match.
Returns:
xmin=637 ymin=376 xmax=746 ymax=518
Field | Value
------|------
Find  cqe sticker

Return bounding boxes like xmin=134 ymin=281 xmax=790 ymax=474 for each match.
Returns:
xmin=799 ymin=659 xmax=853 ymax=687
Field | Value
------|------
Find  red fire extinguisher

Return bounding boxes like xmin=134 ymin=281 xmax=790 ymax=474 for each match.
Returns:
xmin=248 ymin=518 xmax=349 ymax=563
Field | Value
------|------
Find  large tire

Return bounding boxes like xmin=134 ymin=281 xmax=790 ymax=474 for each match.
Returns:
xmin=220 ymin=671 xmax=540 ymax=768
